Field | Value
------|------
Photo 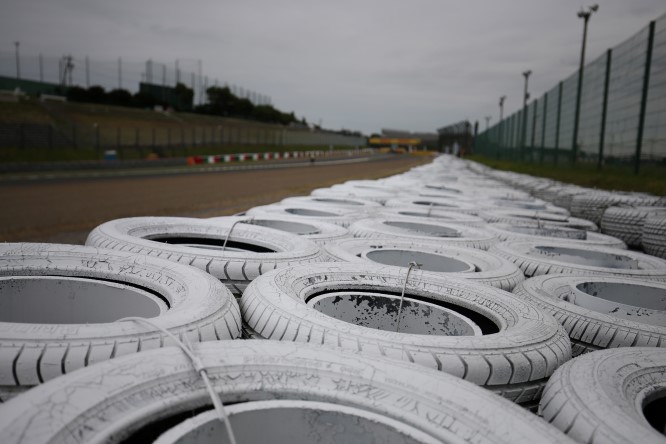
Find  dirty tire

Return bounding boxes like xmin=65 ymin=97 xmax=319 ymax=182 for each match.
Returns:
xmin=208 ymin=215 xmax=350 ymax=246
xmin=486 ymin=223 xmax=626 ymax=249
xmin=324 ymin=238 xmax=525 ymax=290
xmin=349 ymin=216 xmax=498 ymax=250
xmin=539 ymin=347 xmax=666 ymax=444
xmin=642 ymin=213 xmax=666 ymax=259
xmin=491 ymin=240 xmax=666 ymax=281
xmin=85 ymin=217 xmax=325 ymax=295
xmin=241 ymin=263 xmax=571 ymax=402
xmin=601 ymin=206 xmax=666 ymax=249
xmin=513 ymin=274 xmax=666 ymax=356
xmin=0 ymin=243 xmax=240 ymax=401
xmin=0 ymin=341 xmax=572 ymax=444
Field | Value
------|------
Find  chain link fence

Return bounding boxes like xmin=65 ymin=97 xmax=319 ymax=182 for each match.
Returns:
xmin=475 ymin=12 xmax=666 ymax=173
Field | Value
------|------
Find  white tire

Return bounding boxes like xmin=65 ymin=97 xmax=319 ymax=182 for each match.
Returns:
xmin=643 ymin=213 xmax=666 ymax=258
xmin=324 ymin=238 xmax=525 ymax=290
xmin=280 ymin=195 xmax=382 ymax=210
xmin=310 ymin=185 xmax=396 ymax=204
xmin=0 ymin=341 xmax=572 ymax=444
xmin=241 ymin=263 xmax=571 ymax=402
xmin=486 ymin=223 xmax=626 ymax=249
xmin=570 ymin=193 xmax=660 ymax=224
xmin=491 ymin=240 xmax=666 ymax=281
xmin=245 ymin=203 xmax=364 ymax=227
xmin=384 ymin=197 xmax=481 ymax=214
xmin=601 ymin=206 xmax=666 ymax=248
xmin=208 ymin=215 xmax=350 ymax=246
xmin=0 ymin=243 xmax=240 ymax=401
xmin=479 ymin=210 xmax=598 ymax=232
xmin=513 ymin=274 xmax=666 ymax=356
xmin=85 ymin=217 xmax=325 ymax=295
xmin=376 ymin=207 xmax=487 ymax=227
xmin=540 ymin=347 xmax=666 ymax=444
xmin=349 ymin=216 xmax=498 ymax=250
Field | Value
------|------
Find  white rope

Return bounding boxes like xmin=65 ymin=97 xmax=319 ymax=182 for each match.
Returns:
xmin=116 ymin=317 xmax=237 ymax=444
xmin=221 ymin=217 xmax=254 ymax=251
xmin=426 ymin=202 xmax=434 ymax=217
xmin=395 ymin=261 xmax=421 ymax=333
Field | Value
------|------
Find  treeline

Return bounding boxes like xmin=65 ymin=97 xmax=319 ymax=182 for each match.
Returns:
xmin=61 ymin=83 xmax=300 ymax=126
xmin=195 ymin=86 xmax=298 ymax=126
xmin=64 ymin=83 xmax=194 ymax=110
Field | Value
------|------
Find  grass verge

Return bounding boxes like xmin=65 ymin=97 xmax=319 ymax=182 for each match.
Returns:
xmin=467 ymin=155 xmax=666 ymax=196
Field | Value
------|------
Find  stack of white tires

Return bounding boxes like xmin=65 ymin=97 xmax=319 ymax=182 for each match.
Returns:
xmin=2 ymin=154 xmax=665 ymax=443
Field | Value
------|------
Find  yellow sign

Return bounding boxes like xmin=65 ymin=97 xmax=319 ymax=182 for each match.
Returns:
xmin=369 ymin=138 xmax=421 ymax=145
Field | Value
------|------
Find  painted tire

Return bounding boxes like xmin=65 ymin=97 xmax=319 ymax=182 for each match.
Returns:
xmin=324 ymin=238 xmax=525 ymax=290
xmin=241 ymin=263 xmax=571 ymax=402
xmin=349 ymin=216 xmax=498 ymax=250
xmin=85 ymin=217 xmax=325 ymax=295
xmin=491 ymin=240 xmax=666 ymax=281
xmin=540 ymin=347 xmax=666 ymax=444
xmin=513 ymin=274 xmax=666 ymax=356
xmin=486 ymin=223 xmax=626 ymax=249
xmin=0 ymin=243 xmax=240 ymax=401
xmin=0 ymin=341 xmax=572 ymax=444
xmin=208 ymin=215 xmax=350 ymax=246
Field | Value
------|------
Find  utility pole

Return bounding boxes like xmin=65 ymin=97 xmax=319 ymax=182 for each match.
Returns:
xmin=572 ymin=4 xmax=599 ymax=164
xmin=522 ymin=70 xmax=532 ymax=159
xmin=14 ymin=41 xmax=20 ymax=80
xmin=485 ymin=116 xmax=491 ymax=131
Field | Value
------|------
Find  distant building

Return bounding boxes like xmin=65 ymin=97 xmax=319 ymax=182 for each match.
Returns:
xmin=437 ymin=121 xmax=473 ymax=155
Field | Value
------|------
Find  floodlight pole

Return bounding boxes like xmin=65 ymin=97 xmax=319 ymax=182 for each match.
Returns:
xmin=14 ymin=41 xmax=20 ymax=80
xmin=521 ymin=70 xmax=532 ymax=160
xmin=572 ymin=4 xmax=599 ymax=164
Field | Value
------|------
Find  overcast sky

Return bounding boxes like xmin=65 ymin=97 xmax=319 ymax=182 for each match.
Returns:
xmin=1 ymin=0 xmax=664 ymax=135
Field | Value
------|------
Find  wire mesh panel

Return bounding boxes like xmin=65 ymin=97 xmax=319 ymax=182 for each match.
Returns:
xmin=558 ymin=72 xmax=578 ymax=157
xmin=543 ymin=83 xmax=560 ymax=149
xmin=643 ymin=13 xmax=666 ymax=162
xmin=604 ymin=26 xmax=650 ymax=161
xmin=577 ymin=52 xmax=608 ymax=161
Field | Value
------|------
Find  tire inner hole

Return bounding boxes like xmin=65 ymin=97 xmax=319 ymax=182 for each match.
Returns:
xmin=306 ymin=289 xmax=498 ymax=335
xmin=147 ymin=236 xmax=276 ymax=253
xmin=0 ymin=275 xmax=168 ymax=324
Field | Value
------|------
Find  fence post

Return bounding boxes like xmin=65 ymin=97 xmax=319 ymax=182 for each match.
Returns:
xmin=598 ymin=48 xmax=612 ymax=170
xmin=116 ymin=127 xmax=122 ymax=159
xmin=531 ymin=99 xmax=538 ymax=162
xmin=554 ymin=81 xmax=563 ymax=165
xmin=18 ymin=124 xmax=24 ymax=150
xmin=540 ymin=93 xmax=548 ymax=163
xmin=95 ymin=125 xmax=100 ymax=159
xmin=634 ymin=21 xmax=655 ymax=175
xmin=135 ymin=128 xmax=141 ymax=158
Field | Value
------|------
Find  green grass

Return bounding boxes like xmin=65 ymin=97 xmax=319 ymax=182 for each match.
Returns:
xmin=467 ymin=155 xmax=666 ymax=196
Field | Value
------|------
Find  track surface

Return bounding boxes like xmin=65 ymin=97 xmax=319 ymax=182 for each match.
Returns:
xmin=1 ymin=154 xmax=430 ymax=244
